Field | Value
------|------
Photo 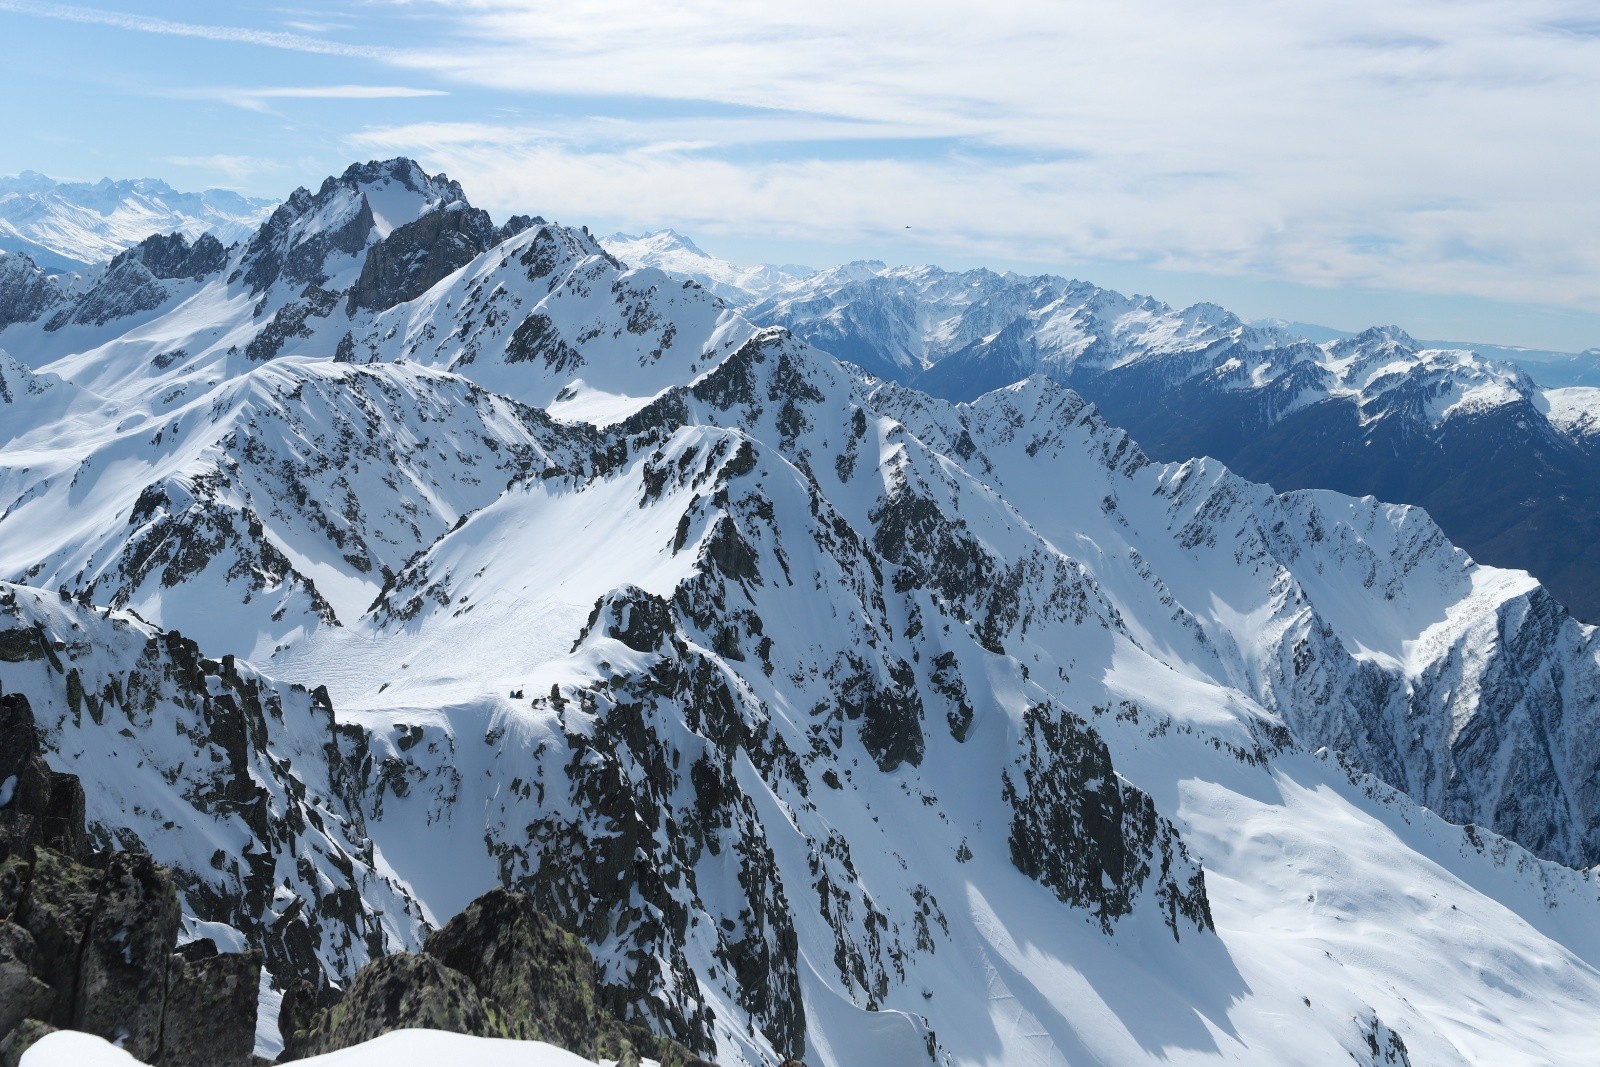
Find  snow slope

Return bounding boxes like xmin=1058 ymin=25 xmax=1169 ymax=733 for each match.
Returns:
xmin=1542 ymin=385 xmax=1600 ymax=447
xmin=275 ymin=335 xmax=1600 ymax=1064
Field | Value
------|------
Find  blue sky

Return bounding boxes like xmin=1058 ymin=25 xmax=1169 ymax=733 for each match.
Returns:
xmin=3 ymin=0 xmax=1598 ymax=351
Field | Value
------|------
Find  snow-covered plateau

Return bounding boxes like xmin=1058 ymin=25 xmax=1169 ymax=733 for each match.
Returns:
xmin=3 ymin=159 xmax=1600 ymax=1066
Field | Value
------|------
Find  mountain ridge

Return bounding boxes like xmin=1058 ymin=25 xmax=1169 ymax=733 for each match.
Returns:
xmin=725 ymin=259 xmax=1600 ymax=620
xmin=0 ymin=171 xmax=275 ymax=273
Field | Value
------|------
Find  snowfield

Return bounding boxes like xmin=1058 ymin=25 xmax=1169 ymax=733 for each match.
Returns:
xmin=21 ymin=1029 xmax=603 ymax=1067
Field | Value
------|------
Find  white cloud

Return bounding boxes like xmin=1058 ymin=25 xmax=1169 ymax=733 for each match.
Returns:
xmin=163 ymin=154 xmax=283 ymax=182
xmin=16 ymin=0 xmax=1598 ymax=316
xmin=349 ymin=0 xmax=1600 ymax=312
xmin=170 ymin=85 xmax=448 ymax=112
xmin=0 ymin=0 xmax=390 ymax=57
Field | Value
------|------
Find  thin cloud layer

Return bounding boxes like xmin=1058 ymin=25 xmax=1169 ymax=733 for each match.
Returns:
xmin=350 ymin=0 xmax=1600 ymax=310
xmin=170 ymin=85 xmax=448 ymax=113
xmin=3 ymin=0 xmax=1597 ymax=333
xmin=0 ymin=0 xmax=390 ymax=57
xmin=162 ymin=154 xmax=283 ymax=182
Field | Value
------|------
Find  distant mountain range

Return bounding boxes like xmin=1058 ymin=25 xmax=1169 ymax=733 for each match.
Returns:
xmin=1255 ymin=318 xmax=1600 ymax=388
xmin=0 ymin=170 xmax=276 ymax=273
xmin=600 ymin=229 xmax=812 ymax=304
xmin=603 ymin=234 xmax=1600 ymax=621
xmin=6 ymin=162 xmax=1600 ymax=1066
xmin=606 ymin=228 xmax=1600 ymax=385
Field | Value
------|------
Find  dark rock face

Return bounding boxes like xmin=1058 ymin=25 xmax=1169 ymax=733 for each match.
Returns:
xmin=0 ymin=252 xmax=65 ymax=330
xmin=0 ymin=233 xmax=224 ymax=336
xmin=45 ymin=257 xmax=168 ymax=331
xmin=241 ymin=190 xmax=373 ymax=296
xmin=424 ymin=888 xmax=601 ymax=1053
xmin=1352 ymin=1010 xmax=1411 ymax=1066
xmin=579 ymin=586 xmax=675 ymax=655
xmin=0 ymin=923 xmax=54 ymax=1037
xmin=286 ymin=887 xmax=713 ymax=1067
xmin=0 ymin=693 xmax=68 ymax=862
xmin=12 ymin=847 xmax=101 ymax=1020
xmin=505 ymin=310 xmax=582 ymax=371
xmin=244 ymin=285 xmax=340 ymax=362
xmin=161 ymin=941 xmax=263 ymax=1067
xmin=118 ymin=232 xmax=229 ymax=282
xmin=347 ymin=204 xmax=499 ymax=314
xmin=0 ymin=690 xmax=260 ymax=1065
xmin=1003 ymin=703 xmax=1214 ymax=939
xmin=290 ymin=952 xmax=496 ymax=1057
xmin=73 ymin=851 xmax=182 ymax=1060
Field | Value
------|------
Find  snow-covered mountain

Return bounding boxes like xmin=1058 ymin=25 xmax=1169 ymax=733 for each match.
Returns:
xmin=744 ymin=262 xmax=1600 ymax=622
xmin=1255 ymin=319 xmax=1600 ymax=388
xmin=6 ymin=160 xmax=1600 ymax=1066
xmin=602 ymin=229 xmax=813 ymax=306
xmin=0 ymin=171 xmax=275 ymax=273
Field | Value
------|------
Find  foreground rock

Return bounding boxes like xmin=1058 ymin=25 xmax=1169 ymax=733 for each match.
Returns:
xmin=0 ymin=692 xmax=260 ymax=1066
xmin=284 ymin=887 xmax=715 ymax=1067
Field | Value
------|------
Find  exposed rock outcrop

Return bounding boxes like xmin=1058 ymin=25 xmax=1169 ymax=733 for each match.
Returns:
xmin=1002 ymin=703 xmax=1214 ymax=939
xmin=0 ymin=692 xmax=261 ymax=1065
xmin=0 ymin=584 xmax=422 ymax=997
xmin=284 ymin=887 xmax=714 ymax=1067
xmin=0 ymin=252 xmax=65 ymax=330
xmin=346 ymin=203 xmax=499 ymax=314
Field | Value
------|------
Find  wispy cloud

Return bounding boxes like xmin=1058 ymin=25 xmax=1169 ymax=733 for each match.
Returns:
xmin=170 ymin=84 xmax=447 ymax=113
xmin=11 ymin=0 xmax=1599 ymax=327
xmin=347 ymin=0 xmax=1600 ymax=314
xmin=0 ymin=0 xmax=390 ymax=58
xmin=163 ymin=154 xmax=284 ymax=182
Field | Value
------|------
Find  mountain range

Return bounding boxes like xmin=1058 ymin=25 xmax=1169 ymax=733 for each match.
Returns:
xmin=603 ymin=236 xmax=1600 ymax=623
xmin=0 ymin=170 xmax=275 ymax=274
xmin=3 ymin=159 xmax=1600 ymax=1066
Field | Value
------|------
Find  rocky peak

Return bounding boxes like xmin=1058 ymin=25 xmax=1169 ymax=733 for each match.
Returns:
xmin=0 ymin=251 xmax=66 ymax=330
xmin=346 ymin=201 xmax=501 ymax=315
xmin=1328 ymin=324 xmax=1419 ymax=357
xmin=237 ymin=158 xmax=464 ymax=298
xmin=327 ymin=158 xmax=466 ymax=209
xmin=110 ymin=232 xmax=228 ymax=282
